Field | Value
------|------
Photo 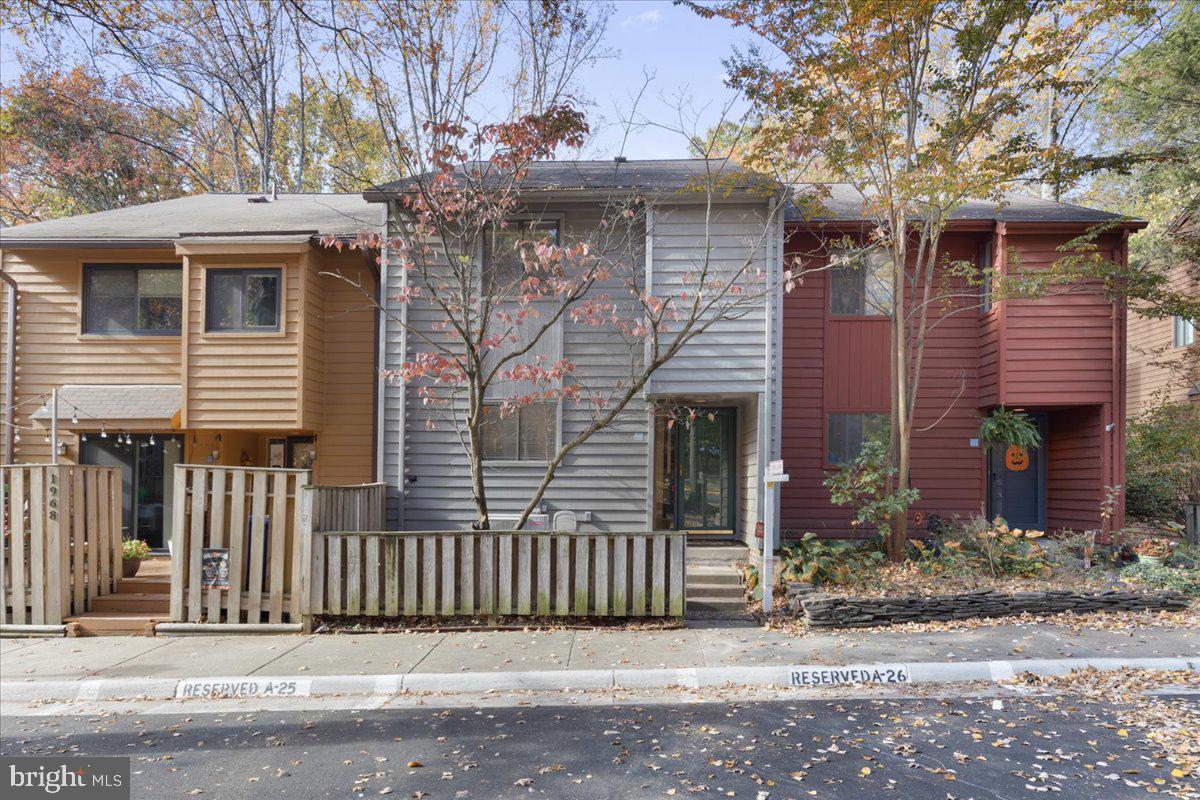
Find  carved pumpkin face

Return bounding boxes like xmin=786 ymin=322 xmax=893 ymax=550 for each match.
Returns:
xmin=1005 ymin=444 xmax=1030 ymax=472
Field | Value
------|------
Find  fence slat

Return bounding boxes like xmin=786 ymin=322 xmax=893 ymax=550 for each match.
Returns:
xmin=70 ymin=468 xmax=84 ymax=616
xmin=108 ymin=471 xmax=121 ymax=594
xmin=226 ymin=470 xmax=247 ymax=623
xmin=364 ymin=534 xmax=380 ymax=617
xmin=631 ymin=535 xmax=646 ymax=617
xmin=422 ymin=535 xmax=436 ymax=615
xmin=11 ymin=468 xmax=27 ymax=625
xmin=555 ymin=535 xmax=569 ymax=615
xmin=169 ymin=467 xmax=187 ymax=621
xmin=187 ymin=468 xmax=206 ymax=622
xmin=246 ymin=471 xmax=268 ymax=624
xmin=267 ymin=471 xmax=288 ymax=623
xmin=86 ymin=470 xmax=100 ymax=605
xmin=594 ymin=536 xmax=608 ymax=616
xmin=328 ymin=535 xmax=343 ymax=615
xmin=669 ymin=534 xmax=685 ymax=617
xmin=517 ymin=535 xmax=532 ymax=615
xmin=651 ymin=534 xmax=666 ymax=616
xmin=309 ymin=488 xmax=324 ymax=616
xmin=0 ymin=471 xmax=7 ymax=624
xmin=291 ymin=472 xmax=311 ymax=622
xmin=403 ymin=536 xmax=418 ymax=615
xmin=384 ymin=537 xmax=399 ymax=616
xmin=440 ymin=536 xmax=456 ymax=616
xmin=497 ymin=534 xmax=512 ymax=615
xmin=536 ymin=535 xmax=550 ymax=615
xmin=459 ymin=534 xmax=474 ymax=614
xmin=573 ymin=536 xmax=589 ymax=616
xmin=479 ymin=535 xmax=494 ymax=615
xmin=205 ymin=470 xmax=226 ymax=621
xmin=611 ymin=534 xmax=626 ymax=617
xmin=29 ymin=467 xmax=45 ymax=624
xmin=346 ymin=535 xmax=362 ymax=616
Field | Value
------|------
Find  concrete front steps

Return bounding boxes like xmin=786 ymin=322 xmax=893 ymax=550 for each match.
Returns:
xmin=685 ymin=541 xmax=750 ymax=618
xmin=65 ymin=561 xmax=171 ymax=636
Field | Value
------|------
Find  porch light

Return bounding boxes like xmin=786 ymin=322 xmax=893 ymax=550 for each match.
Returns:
xmin=100 ymin=427 xmax=107 ymax=438
xmin=13 ymin=431 xmax=20 ymax=444
xmin=71 ymin=412 xmax=78 ymax=424
xmin=149 ymin=434 xmax=155 ymax=445
xmin=80 ymin=434 xmax=87 ymax=442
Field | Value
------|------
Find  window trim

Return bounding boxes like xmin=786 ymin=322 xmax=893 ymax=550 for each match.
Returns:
xmin=826 ymin=246 xmax=893 ymax=319
xmin=480 ymin=214 xmax=565 ymax=298
xmin=80 ymin=262 xmax=184 ymax=337
xmin=1175 ymin=315 xmax=1197 ymax=348
xmin=823 ymin=411 xmax=890 ymax=468
xmin=202 ymin=265 xmax=285 ymax=336
xmin=480 ymin=401 xmax=562 ymax=466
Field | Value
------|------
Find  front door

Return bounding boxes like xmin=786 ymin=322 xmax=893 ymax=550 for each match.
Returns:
xmin=82 ymin=434 xmax=183 ymax=548
xmin=987 ymin=413 xmax=1047 ymax=529
xmin=654 ymin=408 xmax=737 ymax=532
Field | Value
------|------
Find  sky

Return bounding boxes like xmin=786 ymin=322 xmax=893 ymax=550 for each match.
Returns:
xmin=0 ymin=1 xmax=757 ymax=160
xmin=566 ymin=1 xmax=756 ymax=159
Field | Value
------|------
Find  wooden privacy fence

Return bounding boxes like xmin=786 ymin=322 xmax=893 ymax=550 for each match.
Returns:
xmin=305 ymin=527 xmax=687 ymax=620
xmin=169 ymin=465 xmax=310 ymax=625
xmin=1 ymin=464 xmax=122 ymax=626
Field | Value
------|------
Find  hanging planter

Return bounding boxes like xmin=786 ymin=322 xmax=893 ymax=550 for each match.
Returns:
xmin=979 ymin=407 xmax=1041 ymax=450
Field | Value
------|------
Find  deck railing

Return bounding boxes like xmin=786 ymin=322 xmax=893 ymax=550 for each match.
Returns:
xmin=1 ymin=464 xmax=122 ymax=626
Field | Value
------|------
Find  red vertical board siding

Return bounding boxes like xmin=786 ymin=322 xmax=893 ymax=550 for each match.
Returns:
xmin=1046 ymin=405 xmax=1104 ymax=532
xmin=779 ymin=227 xmax=1124 ymax=540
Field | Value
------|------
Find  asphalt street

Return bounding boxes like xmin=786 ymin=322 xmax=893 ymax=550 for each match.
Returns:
xmin=2 ymin=694 xmax=1196 ymax=799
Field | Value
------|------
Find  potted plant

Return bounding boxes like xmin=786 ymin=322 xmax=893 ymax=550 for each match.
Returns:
xmin=122 ymin=539 xmax=151 ymax=578
xmin=1132 ymin=536 xmax=1175 ymax=566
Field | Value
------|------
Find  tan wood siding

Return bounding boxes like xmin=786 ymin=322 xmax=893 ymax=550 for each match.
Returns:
xmin=1125 ymin=262 xmax=1198 ymax=417
xmin=2 ymin=247 xmax=182 ymax=464
xmin=182 ymin=253 xmax=303 ymax=429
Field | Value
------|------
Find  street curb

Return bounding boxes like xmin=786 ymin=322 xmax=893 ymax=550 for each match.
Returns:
xmin=2 ymin=656 xmax=1197 ymax=703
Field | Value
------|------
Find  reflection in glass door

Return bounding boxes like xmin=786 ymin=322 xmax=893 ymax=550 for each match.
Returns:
xmin=82 ymin=434 xmax=182 ymax=548
xmin=654 ymin=408 xmax=736 ymax=531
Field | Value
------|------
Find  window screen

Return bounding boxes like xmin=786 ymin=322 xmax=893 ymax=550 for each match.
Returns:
xmin=83 ymin=265 xmax=182 ymax=334
xmin=827 ymin=412 xmax=889 ymax=464
xmin=481 ymin=403 xmax=556 ymax=461
xmin=829 ymin=248 xmax=893 ymax=316
xmin=205 ymin=268 xmax=281 ymax=332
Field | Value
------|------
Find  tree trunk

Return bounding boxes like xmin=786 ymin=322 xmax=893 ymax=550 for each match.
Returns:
xmin=887 ymin=238 xmax=909 ymax=562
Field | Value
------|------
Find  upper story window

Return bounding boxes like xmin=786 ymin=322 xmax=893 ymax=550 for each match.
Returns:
xmin=83 ymin=264 xmax=182 ymax=335
xmin=829 ymin=247 xmax=893 ymax=316
xmin=1176 ymin=316 xmax=1197 ymax=348
xmin=483 ymin=219 xmax=559 ymax=294
xmin=979 ymin=240 xmax=994 ymax=313
xmin=205 ymin=268 xmax=282 ymax=333
xmin=480 ymin=403 xmax=556 ymax=462
xmin=827 ymin=412 xmax=889 ymax=465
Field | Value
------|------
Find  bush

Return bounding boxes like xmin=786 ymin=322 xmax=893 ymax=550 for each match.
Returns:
xmin=914 ymin=517 xmax=1051 ymax=579
xmin=1125 ymin=402 xmax=1200 ymax=524
xmin=1120 ymin=561 xmax=1200 ymax=598
xmin=779 ymin=532 xmax=883 ymax=587
xmin=1125 ymin=469 xmax=1184 ymax=523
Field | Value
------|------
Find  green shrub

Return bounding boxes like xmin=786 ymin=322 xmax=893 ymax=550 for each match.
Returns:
xmin=1125 ymin=469 xmax=1184 ymax=523
xmin=779 ymin=532 xmax=883 ymax=587
xmin=979 ymin=407 xmax=1041 ymax=449
xmin=824 ymin=440 xmax=920 ymax=545
xmin=915 ymin=517 xmax=1051 ymax=579
xmin=1120 ymin=561 xmax=1200 ymax=598
xmin=1125 ymin=402 xmax=1200 ymax=524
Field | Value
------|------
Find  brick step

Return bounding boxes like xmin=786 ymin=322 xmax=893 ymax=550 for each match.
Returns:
xmin=89 ymin=593 xmax=171 ymax=614
xmin=64 ymin=613 xmax=163 ymax=637
xmin=685 ymin=582 xmax=743 ymax=599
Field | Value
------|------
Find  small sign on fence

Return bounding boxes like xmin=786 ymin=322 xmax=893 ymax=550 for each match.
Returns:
xmin=201 ymin=548 xmax=230 ymax=589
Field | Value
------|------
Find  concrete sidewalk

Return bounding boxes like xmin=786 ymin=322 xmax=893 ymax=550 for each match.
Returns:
xmin=2 ymin=620 xmax=1197 ymax=683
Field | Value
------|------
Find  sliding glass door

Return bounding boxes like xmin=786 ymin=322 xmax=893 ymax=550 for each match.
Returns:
xmin=82 ymin=434 xmax=182 ymax=549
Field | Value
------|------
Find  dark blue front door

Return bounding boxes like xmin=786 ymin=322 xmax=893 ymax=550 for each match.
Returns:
xmin=987 ymin=413 xmax=1047 ymax=529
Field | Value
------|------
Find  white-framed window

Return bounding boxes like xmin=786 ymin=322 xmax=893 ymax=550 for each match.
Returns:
xmin=979 ymin=239 xmax=994 ymax=313
xmin=82 ymin=264 xmax=182 ymax=335
xmin=482 ymin=219 xmax=560 ymax=293
xmin=480 ymin=403 xmax=557 ymax=462
xmin=1175 ymin=315 xmax=1197 ymax=348
xmin=205 ymin=268 xmax=282 ymax=332
xmin=829 ymin=247 xmax=893 ymax=316
xmin=827 ymin=412 xmax=889 ymax=465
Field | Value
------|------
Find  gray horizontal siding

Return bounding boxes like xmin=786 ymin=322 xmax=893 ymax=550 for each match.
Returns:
xmin=648 ymin=203 xmax=773 ymax=394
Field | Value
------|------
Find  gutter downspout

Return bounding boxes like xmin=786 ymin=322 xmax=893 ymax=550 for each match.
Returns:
xmin=2 ymin=269 xmax=16 ymax=465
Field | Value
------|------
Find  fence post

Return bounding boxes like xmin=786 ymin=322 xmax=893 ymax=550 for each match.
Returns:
xmin=168 ymin=466 xmax=188 ymax=621
xmin=297 ymin=484 xmax=315 ymax=633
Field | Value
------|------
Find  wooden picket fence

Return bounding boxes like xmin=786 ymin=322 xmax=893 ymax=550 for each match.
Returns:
xmin=305 ymin=527 xmax=687 ymax=620
xmin=169 ymin=465 xmax=310 ymax=625
xmin=1 ymin=464 xmax=122 ymax=626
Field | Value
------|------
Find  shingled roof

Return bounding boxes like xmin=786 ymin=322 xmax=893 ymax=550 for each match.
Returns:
xmin=0 ymin=193 xmax=382 ymax=247
xmin=364 ymin=158 xmax=784 ymax=199
xmin=787 ymin=184 xmax=1132 ymax=224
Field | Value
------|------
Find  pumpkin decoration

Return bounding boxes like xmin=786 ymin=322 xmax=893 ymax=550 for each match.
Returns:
xmin=1005 ymin=444 xmax=1030 ymax=471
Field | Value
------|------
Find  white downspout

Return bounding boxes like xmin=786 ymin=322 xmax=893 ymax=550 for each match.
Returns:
xmin=2 ymin=270 xmax=16 ymax=465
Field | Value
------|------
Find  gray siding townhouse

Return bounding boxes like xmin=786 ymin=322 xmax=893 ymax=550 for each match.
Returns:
xmin=366 ymin=159 xmax=785 ymax=543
